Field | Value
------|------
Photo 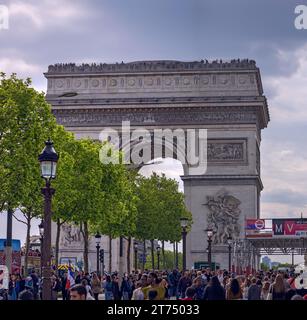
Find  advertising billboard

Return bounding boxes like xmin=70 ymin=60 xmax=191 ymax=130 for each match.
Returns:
xmin=272 ymin=219 xmax=307 ymax=237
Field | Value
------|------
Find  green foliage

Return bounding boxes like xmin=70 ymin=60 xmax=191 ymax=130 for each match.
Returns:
xmin=144 ymin=249 xmax=182 ymax=270
xmin=0 ymin=73 xmax=57 ymax=213
xmin=135 ymin=172 xmax=192 ymax=242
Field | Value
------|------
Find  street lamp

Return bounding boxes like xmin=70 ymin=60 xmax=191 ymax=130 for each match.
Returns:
xmin=205 ymin=228 xmax=214 ymax=270
xmin=157 ymin=245 xmax=161 ymax=270
xmin=134 ymin=242 xmax=138 ymax=271
xmin=227 ymin=236 xmax=233 ymax=273
xmin=95 ymin=232 xmax=101 ymax=274
xmin=38 ymin=221 xmax=44 ymax=277
xmin=180 ymin=217 xmax=189 ymax=271
xmin=38 ymin=139 xmax=59 ymax=300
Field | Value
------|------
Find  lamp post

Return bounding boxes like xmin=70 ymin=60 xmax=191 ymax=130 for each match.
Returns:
xmin=95 ymin=232 xmax=101 ymax=275
xmin=157 ymin=245 xmax=161 ymax=270
xmin=134 ymin=242 xmax=138 ymax=271
xmin=38 ymin=139 xmax=59 ymax=300
xmin=180 ymin=217 xmax=189 ymax=271
xmin=227 ymin=236 xmax=233 ymax=273
xmin=206 ymin=228 xmax=214 ymax=270
xmin=38 ymin=221 xmax=44 ymax=277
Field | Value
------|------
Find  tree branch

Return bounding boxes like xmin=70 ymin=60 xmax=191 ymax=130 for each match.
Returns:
xmin=12 ymin=213 xmax=27 ymax=225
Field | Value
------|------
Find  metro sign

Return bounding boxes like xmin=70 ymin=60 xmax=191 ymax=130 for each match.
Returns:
xmin=246 ymin=219 xmax=265 ymax=230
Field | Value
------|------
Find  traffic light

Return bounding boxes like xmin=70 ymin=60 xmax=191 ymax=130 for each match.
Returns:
xmin=99 ymin=249 xmax=104 ymax=263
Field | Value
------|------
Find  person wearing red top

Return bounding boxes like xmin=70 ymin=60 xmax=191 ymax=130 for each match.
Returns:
xmin=180 ymin=287 xmax=196 ymax=300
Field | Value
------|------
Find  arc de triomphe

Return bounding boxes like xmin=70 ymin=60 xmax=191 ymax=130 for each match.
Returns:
xmin=45 ymin=60 xmax=269 ymax=270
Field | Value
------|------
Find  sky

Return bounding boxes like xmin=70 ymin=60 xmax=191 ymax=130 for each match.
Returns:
xmin=1 ymin=0 xmax=307 ymax=264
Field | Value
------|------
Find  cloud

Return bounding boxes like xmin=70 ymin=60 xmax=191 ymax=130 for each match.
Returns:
xmin=0 ymin=57 xmax=41 ymax=75
xmin=8 ymin=0 xmax=91 ymax=30
xmin=263 ymin=44 xmax=307 ymax=123
xmin=262 ymin=189 xmax=307 ymax=208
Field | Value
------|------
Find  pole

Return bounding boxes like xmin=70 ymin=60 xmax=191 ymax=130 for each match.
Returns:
xmin=96 ymin=245 xmax=100 ymax=274
xmin=228 ymin=244 xmax=231 ymax=273
xmin=40 ymin=237 xmax=44 ymax=277
xmin=157 ymin=252 xmax=160 ymax=270
xmin=134 ymin=248 xmax=138 ymax=271
xmin=5 ymin=207 xmax=13 ymax=274
xmin=41 ymin=180 xmax=55 ymax=300
xmin=208 ymin=238 xmax=212 ymax=269
xmin=291 ymin=249 xmax=294 ymax=268
xmin=182 ymin=230 xmax=187 ymax=271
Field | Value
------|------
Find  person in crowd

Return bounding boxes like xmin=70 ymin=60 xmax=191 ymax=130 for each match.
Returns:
xmin=121 ymin=274 xmax=132 ymax=300
xmin=222 ymin=276 xmax=230 ymax=290
xmin=51 ymin=274 xmax=61 ymax=300
xmin=180 ymin=287 xmax=196 ymax=300
xmin=226 ymin=278 xmax=243 ymax=300
xmin=81 ymin=278 xmax=94 ymax=300
xmin=30 ymin=270 xmax=39 ymax=300
xmin=217 ymin=269 xmax=224 ymax=284
xmin=61 ymin=271 xmax=68 ymax=300
xmin=91 ymin=273 xmax=101 ymax=301
xmin=8 ymin=274 xmax=18 ymax=300
xmin=242 ymin=278 xmax=251 ymax=300
xmin=285 ymin=288 xmax=297 ymax=300
xmin=148 ymin=289 xmax=158 ymax=300
xmin=247 ymin=278 xmax=261 ymax=300
xmin=131 ymin=281 xmax=145 ymax=300
xmin=177 ymin=271 xmax=192 ymax=299
xmin=159 ymin=277 xmax=169 ymax=299
xmin=291 ymin=294 xmax=303 ymax=300
xmin=261 ymin=281 xmax=271 ymax=300
xmin=143 ymin=273 xmax=165 ymax=300
xmin=288 ymin=273 xmax=297 ymax=289
xmin=103 ymin=275 xmax=114 ymax=300
xmin=203 ymin=275 xmax=226 ymax=300
xmin=70 ymin=284 xmax=87 ymax=300
xmin=167 ymin=269 xmax=180 ymax=298
xmin=111 ymin=274 xmax=121 ymax=300
xmin=75 ymin=271 xmax=83 ymax=284
xmin=191 ymin=276 xmax=204 ymax=300
xmin=18 ymin=289 xmax=34 ymax=300
xmin=16 ymin=274 xmax=24 ymax=296
xmin=268 ymin=274 xmax=286 ymax=300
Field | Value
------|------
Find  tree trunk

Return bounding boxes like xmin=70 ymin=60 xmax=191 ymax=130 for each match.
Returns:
xmin=151 ymin=239 xmax=155 ymax=270
xmin=142 ymin=240 xmax=146 ymax=271
xmin=24 ymin=214 xmax=31 ymax=275
xmin=109 ymin=235 xmax=112 ymax=273
xmin=162 ymin=240 xmax=165 ymax=269
xmin=173 ymin=242 xmax=176 ymax=269
xmin=83 ymin=222 xmax=89 ymax=273
xmin=55 ymin=219 xmax=61 ymax=273
xmin=127 ymin=237 xmax=131 ymax=275
xmin=175 ymin=241 xmax=178 ymax=269
xmin=80 ymin=222 xmax=89 ymax=273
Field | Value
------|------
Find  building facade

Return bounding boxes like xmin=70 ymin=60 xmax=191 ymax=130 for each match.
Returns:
xmin=45 ymin=59 xmax=269 ymax=271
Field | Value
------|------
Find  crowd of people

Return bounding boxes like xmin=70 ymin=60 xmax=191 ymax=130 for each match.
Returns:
xmin=1 ymin=267 xmax=307 ymax=301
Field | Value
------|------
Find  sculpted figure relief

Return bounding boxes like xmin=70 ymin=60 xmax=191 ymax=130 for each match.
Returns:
xmin=60 ymin=223 xmax=82 ymax=247
xmin=205 ymin=190 xmax=241 ymax=244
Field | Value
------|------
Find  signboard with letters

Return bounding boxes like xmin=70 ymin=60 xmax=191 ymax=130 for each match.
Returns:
xmin=272 ymin=219 xmax=307 ymax=237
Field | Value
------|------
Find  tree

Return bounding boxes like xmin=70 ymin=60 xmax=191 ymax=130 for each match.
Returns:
xmin=90 ymin=147 xmax=138 ymax=273
xmin=50 ymin=126 xmax=77 ymax=270
xmin=135 ymin=173 xmax=192 ymax=270
xmin=66 ymin=138 xmax=105 ymax=273
xmin=0 ymin=73 xmax=57 ymax=273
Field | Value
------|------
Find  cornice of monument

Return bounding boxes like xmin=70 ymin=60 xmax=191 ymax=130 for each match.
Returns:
xmin=46 ymin=59 xmax=258 ymax=75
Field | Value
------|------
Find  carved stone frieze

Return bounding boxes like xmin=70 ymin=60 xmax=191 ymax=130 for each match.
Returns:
xmin=52 ymin=107 xmax=258 ymax=127
xmin=207 ymin=140 xmax=246 ymax=162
